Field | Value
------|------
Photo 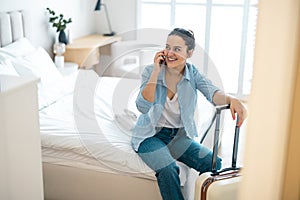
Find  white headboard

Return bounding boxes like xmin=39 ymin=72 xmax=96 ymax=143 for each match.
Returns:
xmin=0 ymin=10 xmax=27 ymax=47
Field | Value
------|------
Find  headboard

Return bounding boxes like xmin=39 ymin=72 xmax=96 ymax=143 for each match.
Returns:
xmin=0 ymin=10 xmax=27 ymax=47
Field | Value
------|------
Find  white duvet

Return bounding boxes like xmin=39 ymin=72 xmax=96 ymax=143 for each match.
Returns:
xmin=40 ymin=70 xmax=158 ymax=179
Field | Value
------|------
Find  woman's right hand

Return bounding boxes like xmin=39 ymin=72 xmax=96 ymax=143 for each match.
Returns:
xmin=153 ymin=50 xmax=166 ymax=74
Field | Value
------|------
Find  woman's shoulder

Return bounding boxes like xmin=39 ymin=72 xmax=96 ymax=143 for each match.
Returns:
xmin=186 ymin=62 xmax=202 ymax=76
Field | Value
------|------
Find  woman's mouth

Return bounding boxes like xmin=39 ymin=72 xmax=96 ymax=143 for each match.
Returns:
xmin=167 ymin=57 xmax=177 ymax=62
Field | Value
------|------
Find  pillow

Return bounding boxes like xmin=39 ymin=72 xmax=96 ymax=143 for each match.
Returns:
xmin=21 ymin=47 xmax=63 ymax=80
xmin=1 ymin=37 xmax=36 ymax=57
xmin=1 ymin=38 xmax=75 ymax=109
xmin=0 ymin=37 xmax=37 ymax=76
xmin=11 ymin=47 xmax=66 ymax=109
xmin=0 ymin=54 xmax=19 ymax=76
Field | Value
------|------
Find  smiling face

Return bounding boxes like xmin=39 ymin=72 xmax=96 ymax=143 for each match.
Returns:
xmin=164 ymin=35 xmax=194 ymax=72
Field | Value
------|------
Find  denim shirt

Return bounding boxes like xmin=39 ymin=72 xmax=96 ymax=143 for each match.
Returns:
xmin=131 ymin=63 xmax=219 ymax=151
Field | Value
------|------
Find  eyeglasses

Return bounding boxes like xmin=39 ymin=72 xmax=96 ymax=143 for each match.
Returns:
xmin=173 ymin=28 xmax=194 ymax=39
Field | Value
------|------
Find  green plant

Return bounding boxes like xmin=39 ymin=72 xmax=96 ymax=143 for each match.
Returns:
xmin=46 ymin=8 xmax=72 ymax=32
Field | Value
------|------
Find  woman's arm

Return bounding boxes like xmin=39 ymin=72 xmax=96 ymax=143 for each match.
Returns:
xmin=213 ymin=90 xmax=247 ymax=127
xmin=141 ymin=70 xmax=160 ymax=102
xmin=141 ymin=50 xmax=165 ymax=102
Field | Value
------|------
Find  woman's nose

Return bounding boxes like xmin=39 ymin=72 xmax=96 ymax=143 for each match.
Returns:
xmin=165 ymin=49 xmax=174 ymax=56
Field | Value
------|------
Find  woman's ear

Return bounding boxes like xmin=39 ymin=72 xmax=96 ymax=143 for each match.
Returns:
xmin=187 ymin=49 xmax=194 ymax=58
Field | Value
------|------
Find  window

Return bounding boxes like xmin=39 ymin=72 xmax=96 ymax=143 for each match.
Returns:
xmin=137 ymin=0 xmax=258 ymax=98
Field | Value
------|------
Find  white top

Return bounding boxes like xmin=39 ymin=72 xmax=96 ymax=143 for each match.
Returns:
xmin=157 ymin=93 xmax=183 ymax=128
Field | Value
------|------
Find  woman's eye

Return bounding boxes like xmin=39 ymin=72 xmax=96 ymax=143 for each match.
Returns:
xmin=175 ymin=47 xmax=181 ymax=52
xmin=165 ymin=46 xmax=170 ymax=50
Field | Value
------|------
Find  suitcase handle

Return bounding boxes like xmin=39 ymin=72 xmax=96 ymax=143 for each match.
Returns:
xmin=199 ymin=104 xmax=230 ymax=144
xmin=200 ymin=104 xmax=241 ymax=175
xmin=212 ymin=116 xmax=241 ymax=175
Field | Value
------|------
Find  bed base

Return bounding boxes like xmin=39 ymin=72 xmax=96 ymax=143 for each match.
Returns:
xmin=43 ymin=163 xmax=162 ymax=200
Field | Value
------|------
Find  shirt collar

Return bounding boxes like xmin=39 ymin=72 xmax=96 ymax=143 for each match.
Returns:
xmin=183 ymin=63 xmax=191 ymax=81
xmin=157 ymin=63 xmax=191 ymax=86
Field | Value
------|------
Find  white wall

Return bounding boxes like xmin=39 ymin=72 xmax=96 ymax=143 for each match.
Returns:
xmin=0 ymin=0 xmax=136 ymax=54
xmin=0 ymin=0 xmax=137 ymax=53
xmin=44 ymin=0 xmax=96 ymax=38
xmin=0 ymin=0 xmax=97 ymax=55
xmin=95 ymin=0 xmax=137 ymax=39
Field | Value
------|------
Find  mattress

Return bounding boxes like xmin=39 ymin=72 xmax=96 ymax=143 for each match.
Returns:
xmin=39 ymin=70 xmax=202 ymax=184
xmin=39 ymin=71 xmax=157 ymax=180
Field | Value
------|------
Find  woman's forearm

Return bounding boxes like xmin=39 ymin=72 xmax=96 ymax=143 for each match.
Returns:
xmin=212 ymin=90 xmax=234 ymax=105
xmin=212 ymin=90 xmax=247 ymax=126
xmin=141 ymin=70 xmax=160 ymax=102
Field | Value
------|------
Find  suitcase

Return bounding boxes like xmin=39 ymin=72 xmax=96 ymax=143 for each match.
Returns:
xmin=194 ymin=105 xmax=242 ymax=200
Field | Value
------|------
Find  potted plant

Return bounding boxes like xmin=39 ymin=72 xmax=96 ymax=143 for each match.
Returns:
xmin=46 ymin=7 xmax=72 ymax=44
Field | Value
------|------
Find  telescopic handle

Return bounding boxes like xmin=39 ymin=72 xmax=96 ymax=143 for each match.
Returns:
xmin=211 ymin=105 xmax=230 ymax=173
xmin=211 ymin=105 xmax=241 ymax=173
xmin=232 ymin=116 xmax=240 ymax=168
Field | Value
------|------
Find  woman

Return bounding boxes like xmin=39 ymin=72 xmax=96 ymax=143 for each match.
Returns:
xmin=131 ymin=28 xmax=247 ymax=200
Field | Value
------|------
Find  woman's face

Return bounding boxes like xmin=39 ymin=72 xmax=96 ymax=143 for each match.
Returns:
xmin=164 ymin=35 xmax=193 ymax=70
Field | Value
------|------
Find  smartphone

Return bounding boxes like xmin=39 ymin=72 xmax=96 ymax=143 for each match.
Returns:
xmin=159 ymin=56 xmax=166 ymax=66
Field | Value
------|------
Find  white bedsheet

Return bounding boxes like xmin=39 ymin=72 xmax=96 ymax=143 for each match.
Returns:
xmin=39 ymin=70 xmax=194 ymax=184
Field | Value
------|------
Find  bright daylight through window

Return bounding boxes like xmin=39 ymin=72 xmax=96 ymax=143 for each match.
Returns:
xmin=138 ymin=0 xmax=258 ymax=99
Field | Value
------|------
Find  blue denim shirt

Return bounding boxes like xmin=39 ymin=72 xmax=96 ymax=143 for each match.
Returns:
xmin=131 ymin=63 xmax=219 ymax=151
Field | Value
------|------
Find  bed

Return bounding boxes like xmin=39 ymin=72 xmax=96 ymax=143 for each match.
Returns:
xmin=0 ymin=10 xmax=217 ymax=200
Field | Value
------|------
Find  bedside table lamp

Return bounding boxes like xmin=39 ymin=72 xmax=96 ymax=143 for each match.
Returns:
xmin=94 ymin=0 xmax=115 ymax=36
xmin=53 ymin=43 xmax=66 ymax=68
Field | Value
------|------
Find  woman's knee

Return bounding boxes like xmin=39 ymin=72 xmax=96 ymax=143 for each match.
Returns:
xmin=156 ymin=162 xmax=180 ymax=179
xmin=197 ymin=153 xmax=222 ymax=173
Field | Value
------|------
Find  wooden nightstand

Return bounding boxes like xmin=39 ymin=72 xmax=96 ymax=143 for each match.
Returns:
xmin=64 ymin=34 xmax=121 ymax=69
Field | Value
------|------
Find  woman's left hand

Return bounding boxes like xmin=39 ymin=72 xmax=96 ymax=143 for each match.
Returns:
xmin=229 ymin=98 xmax=247 ymax=127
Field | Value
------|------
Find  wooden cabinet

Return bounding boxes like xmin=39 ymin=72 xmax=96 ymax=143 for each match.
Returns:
xmin=64 ymin=34 xmax=121 ymax=69
xmin=0 ymin=75 xmax=43 ymax=200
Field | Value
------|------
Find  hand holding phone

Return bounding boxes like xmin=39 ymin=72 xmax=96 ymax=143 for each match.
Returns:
xmin=159 ymin=55 xmax=166 ymax=66
xmin=153 ymin=51 xmax=166 ymax=73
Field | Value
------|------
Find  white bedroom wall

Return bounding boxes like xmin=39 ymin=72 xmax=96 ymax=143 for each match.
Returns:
xmin=44 ymin=0 xmax=96 ymax=38
xmin=95 ymin=0 xmax=137 ymax=40
xmin=0 ymin=0 xmax=97 ymax=55
xmin=0 ymin=0 xmax=138 ymax=53
xmin=0 ymin=0 xmax=49 ymax=50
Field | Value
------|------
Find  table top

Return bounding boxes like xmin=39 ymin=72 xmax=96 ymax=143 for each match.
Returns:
xmin=66 ymin=34 xmax=122 ymax=49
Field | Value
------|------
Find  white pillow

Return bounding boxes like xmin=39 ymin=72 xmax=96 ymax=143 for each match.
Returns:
xmin=1 ymin=38 xmax=75 ymax=109
xmin=22 ymin=47 xmax=63 ymax=80
xmin=1 ymin=37 xmax=36 ymax=57
xmin=0 ymin=54 xmax=19 ymax=76
xmin=0 ymin=37 xmax=37 ymax=76
xmin=11 ymin=47 xmax=66 ymax=109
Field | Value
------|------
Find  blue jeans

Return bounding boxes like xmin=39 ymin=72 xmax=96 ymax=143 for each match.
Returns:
xmin=137 ymin=127 xmax=222 ymax=200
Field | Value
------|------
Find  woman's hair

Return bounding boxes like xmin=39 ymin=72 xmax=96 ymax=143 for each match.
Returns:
xmin=168 ymin=28 xmax=195 ymax=51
